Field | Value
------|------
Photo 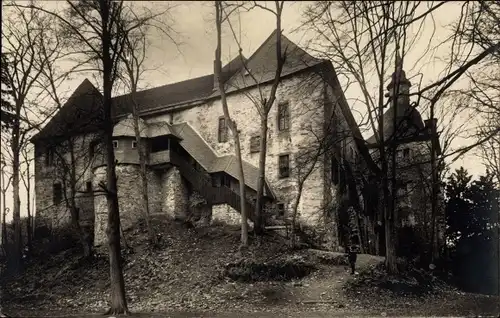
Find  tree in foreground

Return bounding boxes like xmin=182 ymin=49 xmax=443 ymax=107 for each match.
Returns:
xmin=214 ymin=1 xmax=250 ymax=247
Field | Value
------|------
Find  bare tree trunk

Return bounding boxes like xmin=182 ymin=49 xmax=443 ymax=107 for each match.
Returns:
xmin=215 ymin=1 xmax=248 ymax=247
xmin=290 ymin=183 xmax=304 ymax=248
xmin=235 ymin=135 xmax=249 ymax=247
xmin=380 ymin=93 xmax=397 ymax=274
xmin=59 ymin=142 xmax=93 ymax=258
xmin=429 ymin=104 xmax=439 ymax=264
xmin=26 ymin=171 xmax=32 ymax=254
xmin=20 ymin=147 xmax=33 ymax=254
xmin=101 ymin=2 xmax=128 ymax=314
xmin=253 ymin=3 xmax=285 ymax=236
xmin=130 ymin=87 xmax=157 ymax=246
xmin=1 ymin=208 xmax=6 ymax=248
xmin=0 ymin=169 xmax=8 ymax=248
xmin=254 ymin=116 xmax=268 ymax=235
xmin=11 ymin=105 xmax=22 ymax=275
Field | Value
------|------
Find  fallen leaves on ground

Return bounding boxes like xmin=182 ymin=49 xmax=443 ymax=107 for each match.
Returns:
xmin=2 ymin=216 xmax=499 ymax=317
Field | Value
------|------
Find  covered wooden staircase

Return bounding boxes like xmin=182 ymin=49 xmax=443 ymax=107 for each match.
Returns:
xmin=169 ymin=150 xmax=258 ymax=222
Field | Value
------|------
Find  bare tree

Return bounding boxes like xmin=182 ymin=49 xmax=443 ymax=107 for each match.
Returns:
xmin=239 ymin=1 xmax=286 ymax=235
xmin=1 ymin=3 xmax=62 ymax=274
xmin=301 ymin=0 xmax=500 ymax=272
xmin=302 ymin=1 xmax=427 ymax=272
xmin=116 ymin=4 xmax=179 ymax=246
xmin=215 ymin=1 xmax=249 ymax=247
xmin=8 ymin=0 xmax=184 ymax=313
xmin=20 ymin=143 xmax=34 ymax=254
xmin=0 ymin=156 xmax=12 ymax=248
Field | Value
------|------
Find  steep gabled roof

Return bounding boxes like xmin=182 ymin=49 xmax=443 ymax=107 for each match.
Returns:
xmin=32 ymin=79 xmax=103 ymax=142
xmin=32 ymin=30 xmax=324 ymax=142
xmin=213 ymin=30 xmax=323 ymax=95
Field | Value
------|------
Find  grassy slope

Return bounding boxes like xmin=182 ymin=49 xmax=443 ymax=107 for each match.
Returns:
xmin=2 ymin=216 xmax=499 ymax=317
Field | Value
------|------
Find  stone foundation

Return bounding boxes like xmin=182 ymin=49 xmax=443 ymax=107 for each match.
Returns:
xmin=93 ymin=165 xmax=191 ymax=246
xmin=212 ymin=204 xmax=254 ymax=228
xmin=161 ymin=167 xmax=188 ymax=220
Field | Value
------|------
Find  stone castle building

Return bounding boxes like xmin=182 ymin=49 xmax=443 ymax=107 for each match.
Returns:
xmin=32 ymin=31 xmax=441 ymax=253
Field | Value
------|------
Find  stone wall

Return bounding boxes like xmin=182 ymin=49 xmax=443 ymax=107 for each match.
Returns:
xmin=34 ymin=134 xmax=99 ymax=234
xmin=93 ymin=164 xmax=168 ymax=246
xmin=151 ymin=71 xmax=352 ymax=228
xmin=212 ymin=204 xmax=254 ymax=228
xmin=160 ymin=166 xmax=188 ymax=220
xmin=368 ymin=137 xmax=445 ymax=253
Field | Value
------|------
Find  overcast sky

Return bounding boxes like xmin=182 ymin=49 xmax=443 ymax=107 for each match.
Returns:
xmin=1 ymin=1 xmax=487 ymax=220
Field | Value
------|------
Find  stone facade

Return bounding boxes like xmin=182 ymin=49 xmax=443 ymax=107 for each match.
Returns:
xmin=33 ymin=68 xmax=360 ymax=249
xmin=92 ymin=164 xmax=189 ymax=246
xmin=160 ymin=167 xmax=188 ymax=221
xmin=33 ymin=34 xmax=371 ymax=253
xmin=151 ymin=72 xmax=352 ymax=229
xmin=212 ymin=204 xmax=242 ymax=226
xmin=34 ymin=134 xmax=98 ymax=233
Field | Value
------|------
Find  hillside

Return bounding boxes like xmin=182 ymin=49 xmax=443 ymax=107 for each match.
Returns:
xmin=2 ymin=216 xmax=500 ymax=317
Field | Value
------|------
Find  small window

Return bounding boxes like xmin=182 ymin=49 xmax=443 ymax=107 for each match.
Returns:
xmin=250 ymin=135 xmax=260 ymax=153
xmin=403 ymin=148 xmax=410 ymax=158
xmin=277 ymin=102 xmax=290 ymax=131
xmin=221 ymin=174 xmax=231 ymax=188
xmin=53 ymin=183 xmax=63 ymax=205
xmin=218 ymin=117 xmax=228 ymax=143
xmin=132 ymin=140 xmax=137 ymax=148
xmin=86 ymin=181 xmax=92 ymax=193
xmin=89 ymin=141 xmax=98 ymax=159
xmin=277 ymin=203 xmax=285 ymax=216
xmin=113 ymin=140 xmax=119 ymax=149
xmin=45 ymin=148 xmax=55 ymax=167
xmin=278 ymin=154 xmax=290 ymax=178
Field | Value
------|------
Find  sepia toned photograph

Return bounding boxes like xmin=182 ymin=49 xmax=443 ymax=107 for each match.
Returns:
xmin=1 ymin=1 xmax=499 ymax=317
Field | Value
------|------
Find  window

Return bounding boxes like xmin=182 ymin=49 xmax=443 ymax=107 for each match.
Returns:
xmin=278 ymin=154 xmax=290 ymax=178
xmin=277 ymin=102 xmax=290 ymax=131
xmin=53 ymin=183 xmax=63 ymax=205
xmin=113 ymin=140 xmax=119 ymax=149
xmin=277 ymin=203 xmax=285 ymax=217
xmin=250 ymin=135 xmax=260 ymax=153
xmin=89 ymin=141 xmax=98 ymax=159
xmin=86 ymin=181 xmax=92 ymax=193
xmin=218 ymin=117 xmax=228 ymax=143
xmin=45 ymin=148 xmax=55 ymax=167
xmin=397 ymin=181 xmax=412 ymax=207
xmin=332 ymin=157 xmax=339 ymax=185
xmin=221 ymin=174 xmax=231 ymax=188
xmin=403 ymin=148 xmax=410 ymax=158
xmin=397 ymin=148 xmax=410 ymax=160
xmin=132 ymin=140 xmax=137 ymax=148
xmin=151 ymin=136 xmax=170 ymax=153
